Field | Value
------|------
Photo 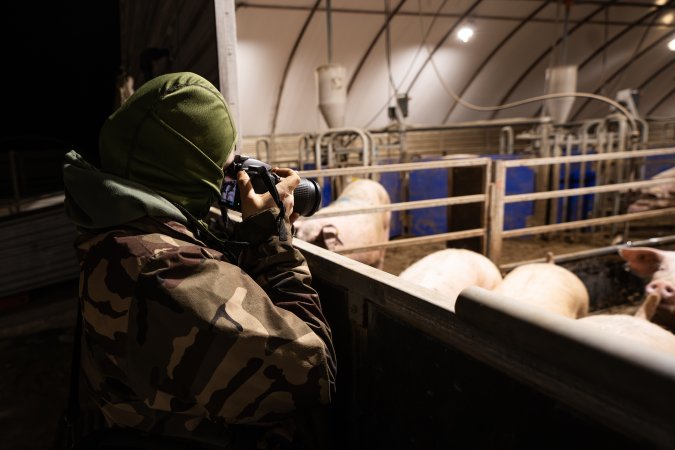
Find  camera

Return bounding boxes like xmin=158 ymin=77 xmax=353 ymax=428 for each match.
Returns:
xmin=220 ymin=155 xmax=322 ymax=217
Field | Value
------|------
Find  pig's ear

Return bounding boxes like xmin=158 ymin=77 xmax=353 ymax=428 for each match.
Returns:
xmin=319 ymin=225 xmax=342 ymax=250
xmin=619 ymin=247 xmax=664 ymax=277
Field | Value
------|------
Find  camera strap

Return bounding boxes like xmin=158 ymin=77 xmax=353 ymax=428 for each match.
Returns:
xmin=171 ymin=202 xmax=248 ymax=263
xmin=257 ymin=169 xmax=288 ymax=241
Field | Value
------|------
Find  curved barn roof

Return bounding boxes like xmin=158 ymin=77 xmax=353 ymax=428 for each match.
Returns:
xmin=120 ymin=0 xmax=675 ymax=137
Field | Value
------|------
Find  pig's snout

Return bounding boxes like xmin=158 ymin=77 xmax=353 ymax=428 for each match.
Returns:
xmin=646 ymin=279 xmax=675 ymax=302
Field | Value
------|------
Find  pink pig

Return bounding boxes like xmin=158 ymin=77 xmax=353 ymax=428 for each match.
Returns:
xmin=493 ymin=262 xmax=589 ymax=319
xmin=627 ymin=166 xmax=675 ymax=213
xmin=399 ymin=249 xmax=503 ymax=302
xmin=619 ymin=247 xmax=675 ymax=332
xmin=577 ymin=313 xmax=675 ymax=357
xmin=294 ymin=178 xmax=391 ymax=269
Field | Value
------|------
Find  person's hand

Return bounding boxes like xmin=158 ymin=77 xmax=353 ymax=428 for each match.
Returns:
xmin=237 ymin=167 xmax=301 ymax=223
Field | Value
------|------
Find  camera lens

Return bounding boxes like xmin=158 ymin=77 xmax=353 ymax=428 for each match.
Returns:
xmin=293 ymin=178 xmax=322 ymax=217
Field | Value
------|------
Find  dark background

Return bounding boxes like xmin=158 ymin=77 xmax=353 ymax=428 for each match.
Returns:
xmin=0 ymin=4 xmax=119 ymax=448
xmin=0 ymin=0 xmax=120 ymax=196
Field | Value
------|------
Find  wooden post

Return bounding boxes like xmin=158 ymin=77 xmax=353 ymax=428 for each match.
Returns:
xmin=488 ymin=161 xmax=506 ymax=263
xmin=481 ymin=160 xmax=492 ymax=254
xmin=447 ymin=163 xmax=486 ymax=253
xmin=532 ymin=124 xmax=550 ymax=226
xmin=214 ymin=0 xmax=241 ymax=142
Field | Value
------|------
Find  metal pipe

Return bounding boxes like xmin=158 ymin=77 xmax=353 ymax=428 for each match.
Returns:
xmin=325 ymin=0 xmax=333 ymax=64
xmin=497 ymin=147 xmax=675 ymax=168
xmin=313 ymin=127 xmax=374 ymax=198
xmin=592 ymin=125 xmax=606 ymax=223
xmin=372 ymin=116 xmax=553 ymax=134
xmin=532 ymin=124 xmax=551 ymax=225
xmin=255 ymin=137 xmax=270 ymax=161
xmin=299 ymin=156 xmax=490 ymax=178
xmin=297 ymin=134 xmax=313 ymax=169
xmin=548 ymin=132 xmax=562 ymax=226
xmin=499 ymin=126 xmax=514 ymax=154
xmin=575 ymin=119 xmax=602 ymax=221
xmin=504 ymin=177 xmax=675 ymax=203
xmin=499 ymin=234 xmax=675 ymax=271
xmin=561 ymin=133 xmax=572 ymax=224
xmin=301 ymin=194 xmax=487 ymax=220
xmin=502 ymin=207 xmax=675 ymax=239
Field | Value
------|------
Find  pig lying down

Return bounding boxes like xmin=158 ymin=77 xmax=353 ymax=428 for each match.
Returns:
xmin=627 ymin=166 xmax=675 ymax=213
xmin=619 ymin=246 xmax=675 ymax=332
xmin=577 ymin=309 xmax=675 ymax=357
xmin=294 ymin=178 xmax=391 ymax=269
xmin=398 ymin=249 xmax=502 ymax=302
xmin=493 ymin=262 xmax=589 ymax=319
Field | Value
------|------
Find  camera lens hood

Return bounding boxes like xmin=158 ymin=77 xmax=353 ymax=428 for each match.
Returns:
xmin=293 ymin=178 xmax=322 ymax=217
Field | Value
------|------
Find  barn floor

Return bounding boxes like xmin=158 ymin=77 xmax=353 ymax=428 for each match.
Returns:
xmin=0 ymin=228 xmax=670 ymax=450
xmin=382 ymin=233 xmax=603 ymax=276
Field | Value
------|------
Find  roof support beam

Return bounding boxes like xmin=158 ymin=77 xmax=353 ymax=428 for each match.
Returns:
xmin=404 ymin=0 xmax=483 ymax=96
xmin=442 ymin=0 xmax=552 ymax=123
xmin=270 ymin=0 xmax=322 ymax=136
xmin=535 ymin=1 xmax=672 ymax=120
xmin=570 ymin=31 xmax=674 ymax=121
xmin=642 ymin=59 xmax=675 ymax=117
xmin=488 ymin=0 xmax=618 ymax=120
xmin=347 ymin=0 xmax=407 ymax=94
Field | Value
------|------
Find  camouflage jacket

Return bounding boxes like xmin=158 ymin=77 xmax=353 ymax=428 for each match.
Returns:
xmin=74 ymin=208 xmax=336 ymax=446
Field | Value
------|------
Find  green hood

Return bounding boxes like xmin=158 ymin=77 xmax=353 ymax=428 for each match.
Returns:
xmin=63 ymin=150 xmax=187 ymax=229
xmin=99 ymin=72 xmax=237 ymax=217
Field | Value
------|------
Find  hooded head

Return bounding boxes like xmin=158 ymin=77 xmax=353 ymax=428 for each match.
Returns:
xmin=99 ymin=72 xmax=237 ymax=218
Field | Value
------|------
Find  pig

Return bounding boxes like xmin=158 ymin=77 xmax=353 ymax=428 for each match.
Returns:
xmin=493 ymin=262 xmax=589 ymax=319
xmin=619 ymin=246 xmax=675 ymax=332
xmin=577 ymin=296 xmax=675 ymax=357
xmin=627 ymin=166 xmax=675 ymax=213
xmin=294 ymin=178 xmax=391 ymax=269
xmin=398 ymin=249 xmax=503 ymax=301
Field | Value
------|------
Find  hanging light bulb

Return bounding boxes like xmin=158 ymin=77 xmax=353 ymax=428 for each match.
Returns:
xmin=669 ymin=36 xmax=675 ymax=51
xmin=457 ymin=25 xmax=474 ymax=43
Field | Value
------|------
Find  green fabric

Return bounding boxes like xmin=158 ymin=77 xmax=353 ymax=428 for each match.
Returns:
xmin=99 ymin=72 xmax=238 ymax=217
xmin=63 ymin=150 xmax=187 ymax=229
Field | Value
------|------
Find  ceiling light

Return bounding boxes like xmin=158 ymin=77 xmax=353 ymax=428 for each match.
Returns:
xmin=669 ymin=37 xmax=675 ymax=51
xmin=457 ymin=25 xmax=474 ymax=43
xmin=662 ymin=12 xmax=674 ymax=25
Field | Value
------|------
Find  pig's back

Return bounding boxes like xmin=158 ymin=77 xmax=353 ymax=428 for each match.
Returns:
xmin=337 ymin=179 xmax=389 ymax=204
xmin=494 ymin=263 xmax=589 ymax=318
xmin=399 ymin=249 xmax=502 ymax=300
xmin=578 ymin=315 xmax=675 ymax=356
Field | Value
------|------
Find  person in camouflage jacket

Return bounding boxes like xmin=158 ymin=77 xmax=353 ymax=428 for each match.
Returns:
xmin=62 ymin=72 xmax=336 ymax=448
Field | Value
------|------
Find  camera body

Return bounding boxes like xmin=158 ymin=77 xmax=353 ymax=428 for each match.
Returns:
xmin=220 ymin=155 xmax=322 ymax=217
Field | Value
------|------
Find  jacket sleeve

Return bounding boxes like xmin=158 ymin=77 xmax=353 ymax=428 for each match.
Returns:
xmin=127 ymin=210 xmax=335 ymax=426
xmin=235 ymin=208 xmax=337 ymax=381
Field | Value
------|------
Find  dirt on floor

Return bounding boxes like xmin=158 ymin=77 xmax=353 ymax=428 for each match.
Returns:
xmin=381 ymin=233 xmax=605 ymax=276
